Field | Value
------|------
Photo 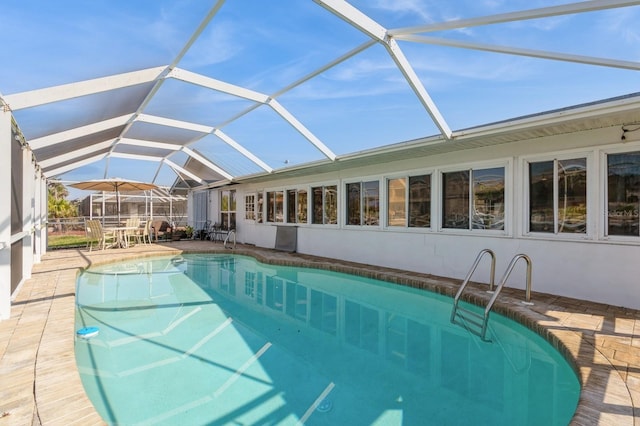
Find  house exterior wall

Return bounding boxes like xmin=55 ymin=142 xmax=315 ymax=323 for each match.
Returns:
xmin=206 ymin=124 xmax=640 ymax=311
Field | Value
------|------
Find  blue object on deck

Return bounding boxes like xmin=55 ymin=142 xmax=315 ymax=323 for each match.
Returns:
xmin=77 ymin=326 xmax=99 ymax=339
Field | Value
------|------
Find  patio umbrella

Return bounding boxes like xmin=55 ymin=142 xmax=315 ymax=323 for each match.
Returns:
xmin=70 ymin=178 xmax=158 ymax=223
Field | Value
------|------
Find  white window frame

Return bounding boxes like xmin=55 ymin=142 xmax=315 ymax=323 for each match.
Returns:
xmin=310 ymin=181 xmax=339 ymax=226
xmin=522 ymin=149 xmax=594 ymax=240
xmin=343 ymin=177 xmax=381 ymax=228
xmin=383 ymin=169 xmax=434 ymax=231
xmin=600 ymin=142 xmax=640 ymax=242
xmin=438 ymin=159 xmax=511 ymax=235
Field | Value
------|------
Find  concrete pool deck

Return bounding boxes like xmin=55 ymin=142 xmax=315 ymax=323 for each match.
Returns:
xmin=0 ymin=241 xmax=638 ymax=425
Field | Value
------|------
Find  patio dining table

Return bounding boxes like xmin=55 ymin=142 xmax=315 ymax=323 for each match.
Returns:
xmin=105 ymin=226 xmax=139 ymax=249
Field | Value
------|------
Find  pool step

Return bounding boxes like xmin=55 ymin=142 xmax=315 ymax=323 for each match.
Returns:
xmin=450 ymin=306 xmax=485 ymax=338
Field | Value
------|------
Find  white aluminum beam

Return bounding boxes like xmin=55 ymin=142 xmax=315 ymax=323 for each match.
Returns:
xmin=164 ymin=159 xmax=204 ymax=183
xmin=4 ymin=67 xmax=166 ymax=110
xmin=38 ymin=140 xmax=115 ymax=169
xmin=314 ymin=0 xmax=387 ymax=41
xmin=137 ymin=114 xmax=214 ymax=134
xmin=395 ymin=34 xmax=640 ymax=71
xmin=44 ymin=153 xmax=107 ymax=177
xmin=110 ymin=152 xmax=163 ymax=162
xmin=29 ymin=115 xmax=133 ymax=150
xmin=390 ymin=0 xmax=640 ymax=35
xmin=385 ymin=39 xmax=452 ymax=139
xmin=182 ymin=146 xmax=235 ymax=180
xmin=118 ymin=138 xmax=184 ymax=151
xmin=168 ymin=68 xmax=270 ymax=103
xmin=212 ymin=129 xmax=274 ymax=172
xmin=267 ymin=99 xmax=338 ymax=160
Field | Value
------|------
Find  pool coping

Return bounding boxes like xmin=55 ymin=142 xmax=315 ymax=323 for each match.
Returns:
xmin=0 ymin=241 xmax=638 ymax=425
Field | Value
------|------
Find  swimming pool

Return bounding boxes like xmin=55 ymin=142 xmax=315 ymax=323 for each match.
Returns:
xmin=75 ymin=253 xmax=579 ymax=425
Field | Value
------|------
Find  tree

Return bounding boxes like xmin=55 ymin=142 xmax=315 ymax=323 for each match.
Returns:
xmin=48 ymin=181 xmax=77 ymax=220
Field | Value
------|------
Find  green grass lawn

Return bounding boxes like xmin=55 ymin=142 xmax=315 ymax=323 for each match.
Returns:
xmin=48 ymin=234 xmax=94 ymax=249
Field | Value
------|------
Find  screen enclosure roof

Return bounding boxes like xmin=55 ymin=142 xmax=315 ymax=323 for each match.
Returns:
xmin=1 ymin=0 xmax=639 ymax=192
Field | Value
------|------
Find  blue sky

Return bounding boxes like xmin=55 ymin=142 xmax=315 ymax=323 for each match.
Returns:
xmin=1 ymin=1 xmax=639 ymax=198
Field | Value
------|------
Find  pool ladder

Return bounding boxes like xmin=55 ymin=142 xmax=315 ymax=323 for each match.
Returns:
xmin=450 ymin=250 xmax=533 ymax=341
xmin=223 ymin=229 xmax=236 ymax=249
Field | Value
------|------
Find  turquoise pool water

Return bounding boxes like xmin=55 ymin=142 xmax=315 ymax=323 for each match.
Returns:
xmin=75 ymin=254 xmax=579 ymax=425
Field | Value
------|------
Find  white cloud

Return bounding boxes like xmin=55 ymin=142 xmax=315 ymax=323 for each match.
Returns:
xmin=371 ymin=0 xmax=435 ymax=23
xmin=179 ymin=20 xmax=240 ymax=68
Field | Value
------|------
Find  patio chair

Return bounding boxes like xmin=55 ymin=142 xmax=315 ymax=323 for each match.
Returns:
xmin=139 ymin=220 xmax=152 ymax=244
xmin=86 ymin=219 xmax=116 ymax=251
xmin=124 ymin=217 xmax=141 ymax=246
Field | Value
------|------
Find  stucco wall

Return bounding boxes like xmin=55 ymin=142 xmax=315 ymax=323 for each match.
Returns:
xmin=208 ymin=125 xmax=640 ymax=310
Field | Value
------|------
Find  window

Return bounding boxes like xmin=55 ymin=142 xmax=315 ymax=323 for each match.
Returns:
xmin=220 ymin=190 xmax=236 ymax=230
xmin=442 ymin=167 xmax=505 ymax=230
xmin=607 ymin=151 xmax=640 ymax=236
xmin=257 ymin=192 xmax=264 ymax=223
xmin=346 ymin=181 xmax=379 ymax=226
xmin=266 ymin=191 xmax=284 ymax=223
xmin=245 ymin=194 xmax=255 ymax=220
xmin=286 ymin=189 xmax=308 ymax=224
xmin=297 ymin=190 xmax=307 ymax=223
xmin=387 ymin=174 xmax=431 ymax=227
xmin=311 ymin=185 xmax=337 ymax=224
xmin=529 ymin=158 xmax=586 ymax=234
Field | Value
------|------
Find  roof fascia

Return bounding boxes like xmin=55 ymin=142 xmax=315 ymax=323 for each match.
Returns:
xmin=453 ymin=93 xmax=640 ymax=139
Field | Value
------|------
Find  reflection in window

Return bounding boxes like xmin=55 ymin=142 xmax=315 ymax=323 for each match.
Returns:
xmin=388 ymin=175 xmax=431 ymax=227
xmin=256 ymin=192 xmax=264 ymax=223
xmin=387 ymin=178 xmax=407 ymax=227
xmin=312 ymin=185 xmax=337 ymax=224
xmin=297 ymin=190 xmax=307 ymax=223
xmin=608 ymin=152 xmax=640 ymax=236
xmin=443 ymin=168 xmax=504 ymax=230
xmin=266 ymin=191 xmax=284 ymax=223
xmin=346 ymin=181 xmax=379 ymax=226
xmin=472 ymin=168 xmax=505 ymax=230
xmin=529 ymin=158 xmax=586 ymax=234
xmin=287 ymin=190 xmax=296 ymax=224
xmin=409 ymin=175 xmax=431 ymax=228
xmin=220 ymin=190 xmax=236 ymax=231
xmin=286 ymin=189 xmax=307 ymax=224
xmin=442 ymin=171 xmax=469 ymax=229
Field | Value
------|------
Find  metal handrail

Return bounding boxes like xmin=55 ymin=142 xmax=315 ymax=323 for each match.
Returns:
xmin=480 ymin=253 xmax=533 ymax=339
xmin=450 ymin=249 xmax=496 ymax=323
xmin=451 ymin=251 xmax=533 ymax=341
xmin=223 ymin=229 xmax=236 ymax=249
